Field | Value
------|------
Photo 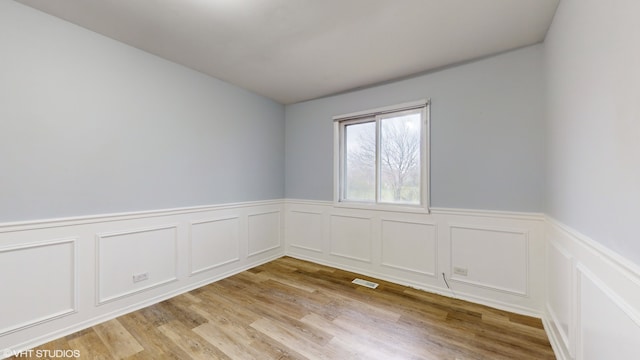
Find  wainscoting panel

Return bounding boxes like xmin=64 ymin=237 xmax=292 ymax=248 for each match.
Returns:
xmin=329 ymin=214 xmax=372 ymax=263
xmin=11 ymin=199 xmax=640 ymax=360
xmin=285 ymin=200 xmax=545 ymax=316
xmin=189 ymin=217 xmax=240 ymax=275
xmin=577 ymin=266 xmax=640 ymax=360
xmin=0 ymin=239 xmax=76 ymax=336
xmin=287 ymin=210 xmax=323 ymax=253
xmin=247 ymin=211 xmax=281 ymax=257
xmin=546 ymin=239 xmax=574 ymax=357
xmin=96 ymin=225 xmax=180 ymax=304
xmin=544 ymin=218 xmax=640 ymax=360
xmin=0 ymin=200 xmax=284 ymax=356
xmin=381 ymin=219 xmax=437 ymax=276
xmin=449 ymin=225 xmax=528 ymax=296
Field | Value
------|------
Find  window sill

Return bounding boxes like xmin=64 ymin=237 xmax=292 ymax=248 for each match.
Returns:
xmin=333 ymin=201 xmax=430 ymax=214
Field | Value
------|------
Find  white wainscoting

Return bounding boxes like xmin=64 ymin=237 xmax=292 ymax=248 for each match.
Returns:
xmin=189 ymin=216 xmax=240 ymax=275
xmin=285 ymin=199 xmax=546 ymax=316
xmin=0 ymin=239 xmax=77 ymax=337
xmin=5 ymin=198 xmax=639 ymax=360
xmin=287 ymin=210 xmax=323 ymax=253
xmin=544 ymin=218 xmax=640 ymax=360
xmin=0 ymin=200 xmax=284 ymax=356
xmin=449 ymin=224 xmax=529 ymax=296
xmin=329 ymin=214 xmax=373 ymax=263
xmin=96 ymin=225 xmax=179 ymax=304
xmin=247 ymin=211 xmax=282 ymax=257
xmin=381 ymin=219 xmax=437 ymax=277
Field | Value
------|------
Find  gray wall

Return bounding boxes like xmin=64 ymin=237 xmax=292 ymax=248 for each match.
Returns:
xmin=544 ymin=0 xmax=640 ymax=265
xmin=285 ymin=45 xmax=546 ymax=212
xmin=0 ymin=1 xmax=285 ymax=222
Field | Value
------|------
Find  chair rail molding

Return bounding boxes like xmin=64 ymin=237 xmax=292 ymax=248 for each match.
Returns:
xmin=0 ymin=200 xmax=285 ymax=356
xmin=544 ymin=216 xmax=640 ymax=360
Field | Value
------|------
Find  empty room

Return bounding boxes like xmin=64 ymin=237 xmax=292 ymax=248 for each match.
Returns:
xmin=1 ymin=0 xmax=638 ymax=359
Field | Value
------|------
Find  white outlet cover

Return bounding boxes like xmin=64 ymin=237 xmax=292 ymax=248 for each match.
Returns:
xmin=453 ymin=267 xmax=468 ymax=276
xmin=132 ymin=273 xmax=149 ymax=283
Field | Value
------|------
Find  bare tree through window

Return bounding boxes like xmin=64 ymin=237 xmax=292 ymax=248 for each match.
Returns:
xmin=380 ymin=113 xmax=421 ymax=203
xmin=344 ymin=111 xmax=422 ymax=204
xmin=345 ymin=121 xmax=375 ymax=201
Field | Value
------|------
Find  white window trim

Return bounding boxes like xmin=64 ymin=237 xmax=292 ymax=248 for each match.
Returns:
xmin=333 ymin=99 xmax=430 ymax=214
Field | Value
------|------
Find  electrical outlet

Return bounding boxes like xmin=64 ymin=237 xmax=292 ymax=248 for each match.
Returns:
xmin=453 ymin=267 xmax=468 ymax=276
xmin=132 ymin=272 xmax=149 ymax=283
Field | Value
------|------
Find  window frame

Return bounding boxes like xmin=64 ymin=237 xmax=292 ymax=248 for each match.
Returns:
xmin=333 ymin=99 xmax=430 ymax=213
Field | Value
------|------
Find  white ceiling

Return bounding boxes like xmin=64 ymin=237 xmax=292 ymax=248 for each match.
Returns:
xmin=16 ymin=0 xmax=560 ymax=104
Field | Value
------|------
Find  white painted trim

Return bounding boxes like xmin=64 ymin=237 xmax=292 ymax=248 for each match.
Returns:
xmin=284 ymin=199 xmax=545 ymax=221
xmin=285 ymin=199 xmax=333 ymax=206
xmin=5 ymin=253 xmax=283 ymax=357
xmin=190 ymin=215 xmax=241 ymax=226
xmin=247 ymin=210 xmax=282 ymax=218
xmin=0 ymin=200 xmax=287 ymax=356
xmin=289 ymin=243 xmax=323 ymax=253
xmin=448 ymin=223 xmax=529 ymax=297
xmin=286 ymin=253 xmax=542 ymax=317
xmin=7 ymin=200 xmax=639 ymax=360
xmin=432 ymin=207 xmax=545 ymax=221
xmin=287 ymin=210 xmax=324 ymax=253
xmin=332 ymin=98 xmax=430 ymax=121
xmin=247 ymin=244 xmax=282 ymax=258
xmin=95 ymin=225 xmax=180 ymax=305
xmin=188 ymin=216 xmax=241 ymax=276
xmin=576 ymin=263 xmax=640 ymax=327
xmin=379 ymin=218 xmax=438 ymax=277
xmin=289 ymin=210 xmax=323 ymax=216
xmin=546 ymin=216 xmax=640 ymax=284
xmin=544 ymin=216 xmax=640 ymax=360
xmin=286 ymin=200 xmax=545 ymax=317
xmin=0 ymin=199 xmax=283 ymax=233
xmin=545 ymin=238 xmax=574 ymax=356
xmin=329 ymin=214 xmax=373 ymax=263
xmin=542 ymin=316 xmax=570 ymax=360
xmin=0 ymin=238 xmax=78 ymax=336
xmin=247 ymin=211 xmax=282 ymax=257
xmin=332 ymin=201 xmax=430 ymax=214
xmin=575 ymin=263 xmax=637 ymax=360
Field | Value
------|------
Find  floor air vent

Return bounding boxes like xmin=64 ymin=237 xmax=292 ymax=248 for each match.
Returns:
xmin=352 ymin=278 xmax=379 ymax=289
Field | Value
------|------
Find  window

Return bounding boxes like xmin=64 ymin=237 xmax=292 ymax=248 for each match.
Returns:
xmin=334 ymin=100 xmax=430 ymax=210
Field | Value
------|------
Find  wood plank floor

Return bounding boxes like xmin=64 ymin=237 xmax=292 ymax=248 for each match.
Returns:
xmin=11 ymin=257 xmax=555 ymax=359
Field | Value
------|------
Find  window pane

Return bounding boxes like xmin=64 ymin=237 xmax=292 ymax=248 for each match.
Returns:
xmin=344 ymin=121 xmax=375 ymax=202
xmin=379 ymin=112 xmax=421 ymax=204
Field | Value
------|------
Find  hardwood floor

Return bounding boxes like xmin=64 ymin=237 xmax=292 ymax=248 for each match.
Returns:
xmin=11 ymin=257 xmax=555 ymax=359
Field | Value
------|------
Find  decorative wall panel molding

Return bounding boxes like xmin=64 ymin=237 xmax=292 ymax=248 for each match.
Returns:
xmin=544 ymin=218 xmax=640 ymax=360
xmin=287 ymin=210 xmax=323 ymax=253
xmin=0 ymin=239 xmax=77 ymax=336
xmin=247 ymin=211 xmax=281 ymax=257
xmin=189 ymin=217 xmax=240 ymax=275
xmin=380 ymin=219 xmax=437 ymax=276
xmin=12 ymin=199 xmax=640 ymax=360
xmin=449 ymin=224 xmax=529 ymax=296
xmin=96 ymin=225 xmax=179 ymax=304
xmin=329 ymin=214 xmax=372 ymax=263
xmin=545 ymin=239 xmax=574 ymax=357
xmin=577 ymin=265 xmax=640 ymax=359
xmin=285 ymin=199 xmax=545 ymax=316
xmin=0 ymin=200 xmax=285 ymax=354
